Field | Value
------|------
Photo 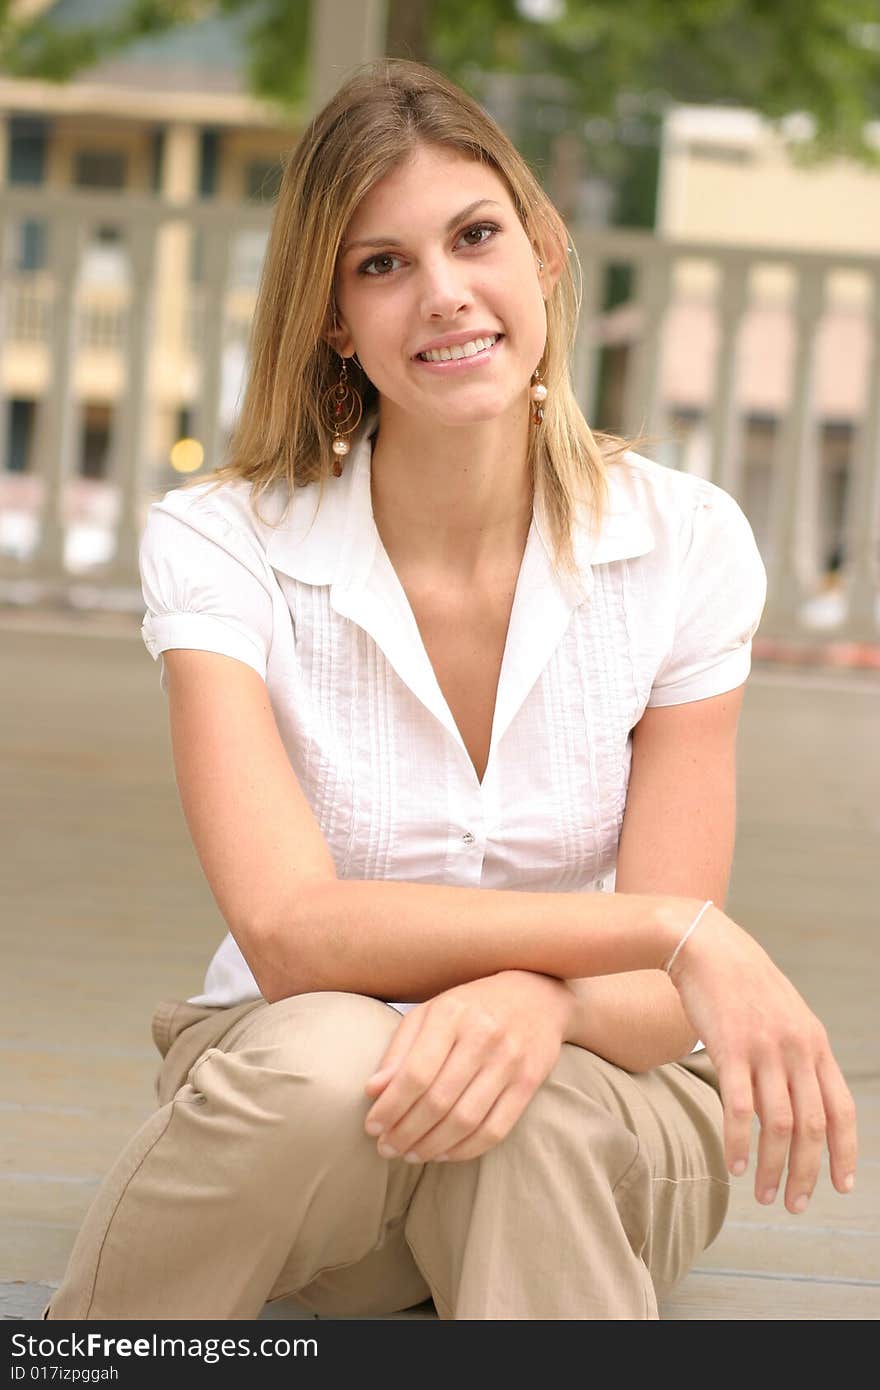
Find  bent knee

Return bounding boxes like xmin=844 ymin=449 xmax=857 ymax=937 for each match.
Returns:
xmin=186 ymin=991 xmax=402 ymax=1136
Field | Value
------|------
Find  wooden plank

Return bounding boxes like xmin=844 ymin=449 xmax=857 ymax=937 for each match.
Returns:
xmin=660 ymin=1271 xmax=880 ymax=1320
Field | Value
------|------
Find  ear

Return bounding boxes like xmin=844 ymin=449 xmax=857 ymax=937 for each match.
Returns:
xmin=323 ymin=306 xmax=356 ymax=358
xmin=533 ymin=218 xmax=568 ymax=299
xmin=531 ymin=205 xmax=567 ymax=298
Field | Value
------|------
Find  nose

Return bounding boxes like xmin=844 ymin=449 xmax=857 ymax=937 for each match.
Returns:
xmin=418 ymin=251 xmax=474 ymax=320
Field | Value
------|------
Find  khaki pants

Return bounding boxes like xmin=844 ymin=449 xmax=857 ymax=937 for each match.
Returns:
xmin=48 ymin=991 xmax=730 ymax=1321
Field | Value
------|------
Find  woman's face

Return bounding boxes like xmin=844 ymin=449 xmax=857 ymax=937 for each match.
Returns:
xmin=332 ymin=144 xmax=548 ymax=429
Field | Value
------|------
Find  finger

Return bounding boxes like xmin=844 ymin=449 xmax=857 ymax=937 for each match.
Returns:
xmin=364 ymin=1007 xmax=424 ymax=1092
xmin=363 ymin=1008 xmax=427 ymax=1128
xmin=439 ymin=1080 xmax=533 ymax=1163
xmin=382 ymin=1044 xmax=507 ymax=1160
xmin=752 ymin=1066 xmax=793 ymax=1205
xmin=782 ymin=1063 xmax=828 ymax=1215
xmin=717 ymin=1059 xmax=755 ymax=1178
xmin=365 ymin=1011 xmax=457 ymax=1139
xmin=364 ymin=1065 xmax=397 ymax=1098
xmin=817 ymin=1052 xmax=858 ymax=1195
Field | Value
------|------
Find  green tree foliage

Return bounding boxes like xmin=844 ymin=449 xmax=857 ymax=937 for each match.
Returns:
xmin=0 ymin=0 xmax=877 ymax=167
xmin=427 ymin=0 xmax=880 ymax=167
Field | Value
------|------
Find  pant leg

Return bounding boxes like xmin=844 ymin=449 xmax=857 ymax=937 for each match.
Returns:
xmin=47 ymin=992 xmax=431 ymax=1321
xmin=402 ymin=1043 xmax=730 ymax=1320
xmin=49 ymin=993 xmax=728 ymax=1322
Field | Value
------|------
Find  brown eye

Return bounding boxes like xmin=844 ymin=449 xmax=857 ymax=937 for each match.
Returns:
xmin=359 ymin=253 xmax=401 ymax=277
xmin=459 ymin=223 xmax=500 ymax=247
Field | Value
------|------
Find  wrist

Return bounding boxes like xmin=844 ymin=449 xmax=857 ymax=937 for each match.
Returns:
xmin=652 ymin=897 xmax=707 ymax=972
xmin=503 ymin=969 xmax=576 ymax=1040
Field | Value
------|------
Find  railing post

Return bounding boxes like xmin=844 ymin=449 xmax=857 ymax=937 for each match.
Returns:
xmin=97 ymin=216 xmax=160 ymax=589
xmin=839 ymin=270 xmax=880 ymax=640
xmin=191 ymin=221 xmax=232 ymax=479
xmin=621 ymin=251 xmax=672 ymax=442
xmin=760 ymin=265 xmax=826 ymax=637
xmin=28 ymin=216 xmax=85 ymax=586
xmin=708 ymin=256 xmax=749 ymax=498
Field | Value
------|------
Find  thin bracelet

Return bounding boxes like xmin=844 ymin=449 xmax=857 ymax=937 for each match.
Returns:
xmin=664 ymin=899 xmax=713 ymax=974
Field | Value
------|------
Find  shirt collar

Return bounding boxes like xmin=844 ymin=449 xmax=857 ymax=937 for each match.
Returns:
xmin=264 ymin=409 xmax=655 ymax=589
xmin=264 ymin=411 xmax=655 ymax=779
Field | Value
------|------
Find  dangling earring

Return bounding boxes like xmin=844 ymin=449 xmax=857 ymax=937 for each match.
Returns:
xmin=530 ymin=364 xmax=548 ymax=425
xmin=322 ymin=354 xmax=363 ymax=475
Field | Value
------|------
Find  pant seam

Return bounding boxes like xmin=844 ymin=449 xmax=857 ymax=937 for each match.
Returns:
xmin=79 ymin=1101 xmax=180 ymax=1320
xmin=650 ymin=1174 xmax=730 ymax=1186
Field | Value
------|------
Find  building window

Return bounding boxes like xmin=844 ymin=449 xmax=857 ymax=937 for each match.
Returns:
xmin=8 ymin=116 xmax=48 ymax=185
xmin=73 ymin=150 xmax=127 ymax=189
xmin=686 ymin=142 xmax=753 ymax=164
xmin=15 ymin=220 xmax=47 ymax=272
xmin=5 ymin=399 xmax=36 ymax=473
xmin=199 ymin=129 xmax=219 ymax=197
xmin=81 ymin=403 xmax=112 ymax=479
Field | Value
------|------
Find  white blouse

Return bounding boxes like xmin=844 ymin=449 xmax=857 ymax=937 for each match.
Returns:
xmin=139 ymin=413 xmax=767 ymax=1013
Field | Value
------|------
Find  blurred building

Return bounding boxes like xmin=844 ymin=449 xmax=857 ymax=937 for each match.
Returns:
xmin=0 ymin=0 xmax=296 ymax=563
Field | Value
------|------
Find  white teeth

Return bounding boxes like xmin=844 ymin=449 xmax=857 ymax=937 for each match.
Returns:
xmin=419 ymin=335 xmax=498 ymax=362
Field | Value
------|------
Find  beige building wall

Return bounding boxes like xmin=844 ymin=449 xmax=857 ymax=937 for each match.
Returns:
xmin=659 ymin=106 xmax=880 ymax=254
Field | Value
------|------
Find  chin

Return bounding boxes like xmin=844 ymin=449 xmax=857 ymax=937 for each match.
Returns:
xmin=424 ymin=391 xmax=525 ymax=429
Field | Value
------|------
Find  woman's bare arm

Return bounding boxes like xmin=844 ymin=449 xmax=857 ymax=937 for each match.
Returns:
xmin=562 ymin=686 xmax=743 ymax=1070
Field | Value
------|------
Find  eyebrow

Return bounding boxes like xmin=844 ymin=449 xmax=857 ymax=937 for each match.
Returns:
xmin=340 ymin=199 xmax=504 ymax=256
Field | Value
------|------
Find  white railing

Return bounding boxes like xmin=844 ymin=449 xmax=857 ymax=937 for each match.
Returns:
xmin=0 ymin=187 xmax=877 ymax=641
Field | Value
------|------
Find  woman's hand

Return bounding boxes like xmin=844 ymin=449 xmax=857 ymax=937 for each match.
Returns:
xmin=667 ymin=903 xmax=858 ymax=1214
xmin=363 ymin=970 xmax=575 ymax=1163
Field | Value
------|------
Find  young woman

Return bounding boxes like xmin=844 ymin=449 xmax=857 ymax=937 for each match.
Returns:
xmin=48 ymin=59 xmax=856 ymax=1321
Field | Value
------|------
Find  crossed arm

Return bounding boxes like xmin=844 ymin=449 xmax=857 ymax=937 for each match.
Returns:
xmin=563 ymin=684 xmax=744 ymax=1072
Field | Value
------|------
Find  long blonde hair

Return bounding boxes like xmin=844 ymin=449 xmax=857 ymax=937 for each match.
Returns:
xmin=189 ymin=58 xmax=643 ymax=578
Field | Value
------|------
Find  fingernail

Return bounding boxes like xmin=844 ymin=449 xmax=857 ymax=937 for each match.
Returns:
xmin=760 ymin=1188 xmax=777 ymax=1205
xmin=365 ymin=1120 xmax=382 ymax=1136
xmin=377 ymin=1141 xmax=398 ymax=1159
xmin=731 ymin=1159 xmax=747 ymax=1176
xmin=792 ymin=1193 xmax=809 ymax=1214
xmin=844 ymin=1173 xmax=855 ymax=1192
xmin=434 ymin=1154 xmax=448 ymax=1162
xmin=403 ymin=1151 xmax=421 ymax=1164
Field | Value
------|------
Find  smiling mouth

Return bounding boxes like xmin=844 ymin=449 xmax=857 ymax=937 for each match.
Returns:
xmin=415 ymin=334 xmax=504 ymax=366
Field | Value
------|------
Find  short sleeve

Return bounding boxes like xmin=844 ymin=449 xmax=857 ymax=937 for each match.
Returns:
xmin=139 ymin=500 xmax=274 ymax=695
xmin=646 ymin=486 xmax=767 ymax=708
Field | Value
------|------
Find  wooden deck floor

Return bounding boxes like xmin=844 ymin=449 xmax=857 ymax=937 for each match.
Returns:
xmin=2 ymin=611 xmax=878 ymax=1320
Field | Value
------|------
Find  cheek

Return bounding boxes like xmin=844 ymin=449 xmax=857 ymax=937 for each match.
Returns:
xmin=355 ymin=312 xmax=404 ymax=381
xmin=509 ymin=279 xmax=548 ymax=359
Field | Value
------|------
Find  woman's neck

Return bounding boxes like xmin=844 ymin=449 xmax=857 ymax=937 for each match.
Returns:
xmin=368 ymin=401 xmax=534 ymax=583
